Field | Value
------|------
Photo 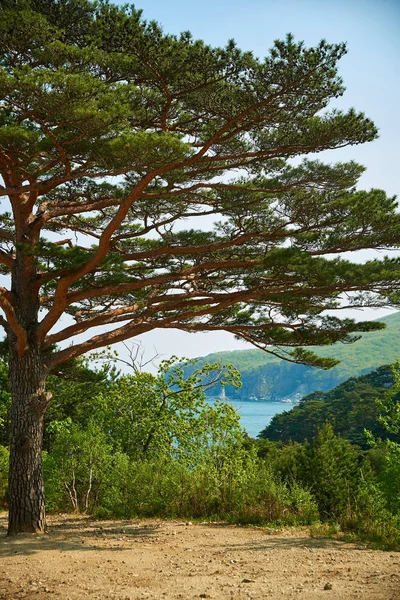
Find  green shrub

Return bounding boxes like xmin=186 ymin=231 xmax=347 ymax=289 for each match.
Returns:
xmin=294 ymin=423 xmax=362 ymax=522
xmin=0 ymin=444 xmax=9 ymax=507
xmin=44 ymin=420 xmax=113 ymax=513
xmin=40 ymin=358 xmax=399 ymax=550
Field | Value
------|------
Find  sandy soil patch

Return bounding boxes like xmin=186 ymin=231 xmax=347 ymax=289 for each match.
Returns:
xmin=0 ymin=513 xmax=399 ymax=600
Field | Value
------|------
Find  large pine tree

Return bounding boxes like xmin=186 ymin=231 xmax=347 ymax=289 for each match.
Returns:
xmin=1 ymin=0 xmax=400 ymax=533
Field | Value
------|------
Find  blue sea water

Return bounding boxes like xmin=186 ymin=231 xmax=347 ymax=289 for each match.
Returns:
xmin=207 ymin=398 xmax=294 ymax=438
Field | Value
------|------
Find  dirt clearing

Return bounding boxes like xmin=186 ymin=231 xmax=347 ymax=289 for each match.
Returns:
xmin=0 ymin=513 xmax=398 ymax=599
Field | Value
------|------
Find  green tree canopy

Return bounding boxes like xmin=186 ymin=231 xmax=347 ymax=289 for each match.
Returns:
xmin=1 ymin=0 xmax=400 ymax=534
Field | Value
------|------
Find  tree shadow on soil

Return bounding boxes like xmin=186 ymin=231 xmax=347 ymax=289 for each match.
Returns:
xmin=224 ymin=536 xmax=363 ymax=552
xmin=0 ymin=513 xmax=159 ymax=557
xmin=200 ymin=523 xmax=367 ymax=551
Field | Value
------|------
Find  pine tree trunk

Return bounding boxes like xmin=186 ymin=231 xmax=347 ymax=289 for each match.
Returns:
xmin=7 ymin=347 xmax=50 ymax=535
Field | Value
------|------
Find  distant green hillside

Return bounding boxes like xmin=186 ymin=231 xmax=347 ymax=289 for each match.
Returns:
xmin=259 ymin=364 xmax=400 ymax=448
xmin=189 ymin=312 xmax=400 ymax=400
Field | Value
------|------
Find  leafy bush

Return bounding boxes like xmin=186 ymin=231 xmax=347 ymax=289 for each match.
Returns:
xmin=44 ymin=420 xmax=113 ymax=513
xmin=44 ymin=418 xmax=317 ymax=526
xmin=298 ymin=423 xmax=362 ymax=521
xmin=36 ymin=358 xmax=399 ymax=550
xmin=0 ymin=444 xmax=9 ymax=507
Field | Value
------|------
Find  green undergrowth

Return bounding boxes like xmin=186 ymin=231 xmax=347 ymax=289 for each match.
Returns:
xmin=0 ymin=359 xmax=399 ymax=550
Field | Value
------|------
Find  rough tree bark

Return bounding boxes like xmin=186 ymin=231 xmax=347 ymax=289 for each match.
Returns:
xmin=7 ymin=345 xmax=51 ymax=535
xmin=6 ymin=216 xmax=51 ymax=535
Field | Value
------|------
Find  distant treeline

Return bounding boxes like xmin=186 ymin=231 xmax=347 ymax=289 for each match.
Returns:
xmin=183 ymin=312 xmax=400 ymax=401
xmin=260 ymin=365 xmax=400 ymax=448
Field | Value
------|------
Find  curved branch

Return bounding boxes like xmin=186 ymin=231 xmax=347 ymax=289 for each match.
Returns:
xmin=36 ymin=170 xmax=159 ymax=342
xmin=0 ymin=250 xmax=13 ymax=269
xmin=38 ymin=257 xmax=259 ymax=309
xmin=0 ymin=288 xmax=27 ymax=355
xmin=47 ymin=289 xmax=255 ymax=367
xmin=0 ymin=228 xmax=14 ymax=242
xmin=44 ymin=305 xmax=141 ymax=347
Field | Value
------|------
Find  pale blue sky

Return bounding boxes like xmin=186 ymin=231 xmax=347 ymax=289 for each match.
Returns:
xmin=125 ymin=0 xmax=400 ymax=195
xmin=109 ymin=0 xmax=400 ymax=367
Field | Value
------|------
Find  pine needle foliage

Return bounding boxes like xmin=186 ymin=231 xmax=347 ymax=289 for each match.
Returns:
xmin=2 ymin=0 xmax=400 ymax=534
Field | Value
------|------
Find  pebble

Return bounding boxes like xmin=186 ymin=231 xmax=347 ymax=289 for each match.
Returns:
xmin=324 ymin=582 xmax=333 ymax=590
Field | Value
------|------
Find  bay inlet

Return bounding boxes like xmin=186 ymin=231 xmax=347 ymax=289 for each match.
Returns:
xmin=207 ymin=398 xmax=294 ymax=438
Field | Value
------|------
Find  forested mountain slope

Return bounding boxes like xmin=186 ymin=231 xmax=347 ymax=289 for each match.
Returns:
xmin=259 ymin=364 xmax=400 ymax=447
xmin=189 ymin=312 xmax=400 ymax=400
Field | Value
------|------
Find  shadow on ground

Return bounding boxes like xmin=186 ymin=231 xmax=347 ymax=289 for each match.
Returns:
xmin=0 ymin=513 xmax=159 ymax=557
xmin=224 ymin=536 xmax=366 ymax=552
xmin=199 ymin=522 xmax=367 ymax=551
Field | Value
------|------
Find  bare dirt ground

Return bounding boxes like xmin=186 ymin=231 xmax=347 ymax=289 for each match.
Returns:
xmin=0 ymin=513 xmax=399 ymax=600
